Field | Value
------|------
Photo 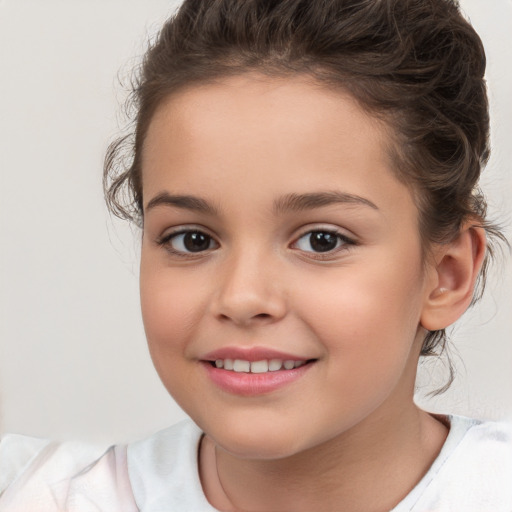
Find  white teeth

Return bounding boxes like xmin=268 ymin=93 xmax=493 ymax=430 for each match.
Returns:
xmin=268 ymin=359 xmax=283 ymax=371
xmin=233 ymin=359 xmax=250 ymax=372
xmin=213 ymin=358 xmax=308 ymax=373
xmin=250 ymin=360 xmax=269 ymax=373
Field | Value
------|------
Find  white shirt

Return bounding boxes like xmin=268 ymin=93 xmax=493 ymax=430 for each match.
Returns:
xmin=1 ymin=415 xmax=511 ymax=511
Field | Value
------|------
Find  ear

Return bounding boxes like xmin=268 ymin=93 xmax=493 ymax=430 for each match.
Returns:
xmin=420 ymin=225 xmax=486 ymax=331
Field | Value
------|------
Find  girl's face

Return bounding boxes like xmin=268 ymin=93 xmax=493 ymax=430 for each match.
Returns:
xmin=140 ymin=74 xmax=435 ymax=459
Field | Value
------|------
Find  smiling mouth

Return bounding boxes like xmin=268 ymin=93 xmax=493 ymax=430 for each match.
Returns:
xmin=202 ymin=356 xmax=317 ymax=395
xmin=208 ymin=358 xmax=316 ymax=373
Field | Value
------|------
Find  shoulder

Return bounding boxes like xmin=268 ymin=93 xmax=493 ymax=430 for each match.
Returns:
xmin=445 ymin=415 xmax=512 ymax=472
xmin=0 ymin=433 xmax=52 ymax=494
xmin=127 ymin=418 xmax=216 ymax=511
xmin=0 ymin=433 xmax=137 ymax=511
xmin=0 ymin=420 xmax=215 ymax=512
xmin=396 ymin=415 xmax=512 ymax=512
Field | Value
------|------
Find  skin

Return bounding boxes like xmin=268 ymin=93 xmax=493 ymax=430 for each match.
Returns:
xmin=139 ymin=73 xmax=482 ymax=511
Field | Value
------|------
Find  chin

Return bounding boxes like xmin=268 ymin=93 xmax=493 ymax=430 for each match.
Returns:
xmin=217 ymin=434 xmax=304 ymax=460
xmin=198 ymin=414 xmax=310 ymax=460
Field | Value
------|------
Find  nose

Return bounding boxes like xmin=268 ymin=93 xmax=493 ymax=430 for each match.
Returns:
xmin=211 ymin=250 xmax=287 ymax=326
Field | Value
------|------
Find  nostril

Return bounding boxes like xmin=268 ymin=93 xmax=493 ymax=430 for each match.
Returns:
xmin=214 ymin=293 xmax=286 ymax=324
xmin=218 ymin=311 xmax=274 ymax=325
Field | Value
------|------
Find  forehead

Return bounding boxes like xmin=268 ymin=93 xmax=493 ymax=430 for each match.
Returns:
xmin=143 ymin=74 xmax=390 ymax=164
xmin=141 ymin=73 xmax=411 ymax=216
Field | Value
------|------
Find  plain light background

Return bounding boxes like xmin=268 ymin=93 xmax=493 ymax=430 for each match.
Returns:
xmin=0 ymin=0 xmax=511 ymax=445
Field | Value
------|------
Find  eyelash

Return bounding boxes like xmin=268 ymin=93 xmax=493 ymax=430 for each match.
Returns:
xmin=156 ymin=228 xmax=219 ymax=258
xmin=291 ymin=228 xmax=356 ymax=259
xmin=156 ymin=227 xmax=357 ymax=259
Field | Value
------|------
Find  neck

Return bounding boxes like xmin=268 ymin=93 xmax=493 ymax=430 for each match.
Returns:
xmin=200 ymin=404 xmax=448 ymax=512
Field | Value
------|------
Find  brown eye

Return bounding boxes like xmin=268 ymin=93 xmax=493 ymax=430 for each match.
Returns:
xmin=182 ymin=232 xmax=212 ymax=252
xmin=162 ymin=230 xmax=218 ymax=254
xmin=294 ymin=230 xmax=353 ymax=253
xmin=308 ymin=232 xmax=339 ymax=252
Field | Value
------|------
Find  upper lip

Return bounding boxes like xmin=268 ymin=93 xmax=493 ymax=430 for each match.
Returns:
xmin=201 ymin=346 xmax=313 ymax=362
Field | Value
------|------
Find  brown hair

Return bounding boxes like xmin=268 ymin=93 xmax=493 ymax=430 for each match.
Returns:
xmin=104 ymin=0 xmax=505 ymax=381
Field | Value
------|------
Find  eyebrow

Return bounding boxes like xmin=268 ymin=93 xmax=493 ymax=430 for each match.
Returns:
xmin=145 ymin=192 xmax=219 ymax=215
xmin=145 ymin=190 xmax=378 ymax=216
xmin=273 ymin=191 xmax=379 ymax=214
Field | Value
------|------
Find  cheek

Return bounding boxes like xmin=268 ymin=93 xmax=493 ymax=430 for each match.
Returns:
xmin=139 ymin=263 xmax=210 ymax=403
xmin=299 ymin=272 xmax=423 ymax=421
xmin=139 ymin=262 xmax=204 ymax=356
xmin=294 ymin=257 xmax=425 ymax=368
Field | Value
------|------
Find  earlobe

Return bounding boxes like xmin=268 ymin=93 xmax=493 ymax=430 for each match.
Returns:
xmin=420 ymin=225 xmax=486 ymax=331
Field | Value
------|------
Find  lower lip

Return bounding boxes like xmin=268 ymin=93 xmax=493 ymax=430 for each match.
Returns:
xmin=201 ymin=361 xmax=314 ymax=396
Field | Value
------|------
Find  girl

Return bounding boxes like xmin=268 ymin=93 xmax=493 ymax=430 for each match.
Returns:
xmin=1 ymin=0 xmax=511 ymax=510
